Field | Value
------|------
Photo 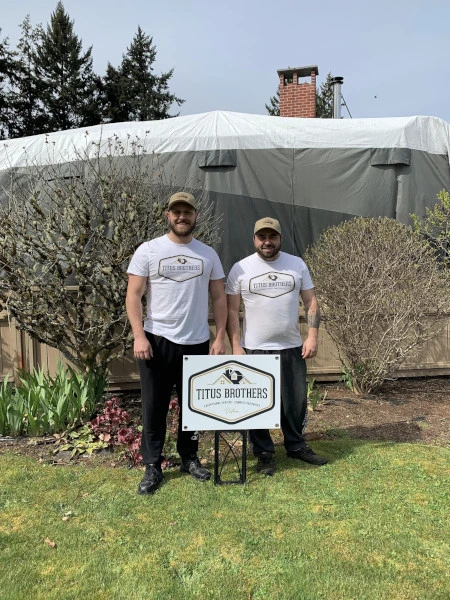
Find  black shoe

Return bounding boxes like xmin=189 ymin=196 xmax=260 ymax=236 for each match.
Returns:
xmin=287 ymin=445 xmax=329 ymax=466
xmin=138 ymin=464 xmax=164 ymax=494
xmin=180 ymin=456 xmax=211 ymax=481
xmin=256 ymin=452 xmax=276 ymax=476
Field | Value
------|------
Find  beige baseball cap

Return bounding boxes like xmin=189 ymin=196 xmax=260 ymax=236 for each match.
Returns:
xmin=254 ymin=217 xmax=282 ymax=235
xmin=168 ymin=191 xmax=197 ymax=210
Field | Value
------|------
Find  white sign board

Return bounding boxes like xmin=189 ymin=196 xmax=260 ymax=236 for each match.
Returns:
xmin=182 ymin=354 xmax=280 ymax=431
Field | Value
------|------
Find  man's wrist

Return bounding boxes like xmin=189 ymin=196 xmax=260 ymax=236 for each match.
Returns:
xmin=133 ymin=330 xmax=147 ymax=341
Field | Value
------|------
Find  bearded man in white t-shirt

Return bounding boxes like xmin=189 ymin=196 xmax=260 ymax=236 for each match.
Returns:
xmin=126 ymin=192 xmax=227 ymax=494
xmin=226 ymin=217 xmax=328 ymax=476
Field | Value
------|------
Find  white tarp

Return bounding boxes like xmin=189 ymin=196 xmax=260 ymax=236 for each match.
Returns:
xmin=1 ymin=111 xmax=450 ymax=169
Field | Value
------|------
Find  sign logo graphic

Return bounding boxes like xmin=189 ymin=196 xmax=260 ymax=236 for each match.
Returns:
xmin=249 ymin=272 xmax=295 ymax=298
xmin=158 ymin=255 xmax=204 ymax=282
xmin=188 ymin=360 xmax=275 ymax=424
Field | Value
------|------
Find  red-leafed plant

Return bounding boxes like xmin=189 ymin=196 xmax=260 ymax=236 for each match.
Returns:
xmin=90 ymin=397 xmax=142 ymax=466
xmin=87 ymin=396 xmax=181 ymax=468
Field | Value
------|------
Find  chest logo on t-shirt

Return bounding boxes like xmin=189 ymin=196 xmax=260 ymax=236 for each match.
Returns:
xmin=158 ymin=255 xmax=204 ymax=282
xmin=249 ymin=272 xmax=295 ymax=298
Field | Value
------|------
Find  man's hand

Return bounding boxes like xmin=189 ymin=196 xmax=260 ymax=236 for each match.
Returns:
xmin=209 ymin=338 xmax=226 ymax=355
xmin=301 ymin=336 xmax=318 ymax=359
xmin=134 ymin=335 xmax=153 ymax=360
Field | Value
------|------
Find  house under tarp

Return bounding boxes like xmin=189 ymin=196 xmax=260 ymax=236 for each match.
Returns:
xmin=1 ymin=110 xmax=449 ymax=272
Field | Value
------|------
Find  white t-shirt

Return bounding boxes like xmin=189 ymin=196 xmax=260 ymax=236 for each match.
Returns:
xmin=127 ymin=235 xmax=225 ymax=344
xmin=225 ymin=251 xmax=314 ymax=350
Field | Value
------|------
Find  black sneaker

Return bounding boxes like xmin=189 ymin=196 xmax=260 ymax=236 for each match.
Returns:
xmin=256 ymin=452 xmax=276 ymax=476
xmin=287 ymin=445 xmax=329 ymax=466
xmin=180 ymin=456 xmax=211 ymax=481
xmin=138 ymin=464 xmax=164 ymax=495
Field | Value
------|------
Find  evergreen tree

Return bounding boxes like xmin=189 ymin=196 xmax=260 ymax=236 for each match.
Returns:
xmin=265 ymin=89 xmax=280 ymax=116
xmin=102 ymin=26 xmax=184 ymax=123
xmin=0 ymin=31 xmax=16 ymax=138
xmin=7 ymin=17 xmax=46 ymax=138
xmin=33 ymin=2 xmax=100 ymax=132
xmin=315 ymin=72 xmax=334 ymax=118
xmin=101 ymin=63 xmax=129 ymax=123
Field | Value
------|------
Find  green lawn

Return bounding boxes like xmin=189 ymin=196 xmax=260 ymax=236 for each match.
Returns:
xmin=0 ymin=440 xmax=449 ymax=600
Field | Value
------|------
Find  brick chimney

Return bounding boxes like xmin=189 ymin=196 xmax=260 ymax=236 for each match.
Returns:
xmin=277 ymin=66 xmax=319 ymax=118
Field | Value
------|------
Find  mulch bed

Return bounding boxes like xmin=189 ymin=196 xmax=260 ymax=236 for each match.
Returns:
xmin=1 ymin=376 xmax=449 ymax=466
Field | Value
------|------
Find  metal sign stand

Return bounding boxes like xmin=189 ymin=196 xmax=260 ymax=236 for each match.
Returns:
xmin=214 ymin=430 xmax=248 ymax=485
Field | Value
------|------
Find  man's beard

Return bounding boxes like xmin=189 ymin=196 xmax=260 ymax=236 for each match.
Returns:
xmin=256 ymin=240 xmax=281 ymax=260
xmin=169 ymin=220 xmax=196 ymax=237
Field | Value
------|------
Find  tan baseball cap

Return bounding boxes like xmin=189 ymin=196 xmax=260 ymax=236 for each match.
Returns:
xmin=254 ymin=217 xmax=282 ymax=235
xmin=168 ymin=191 xmax=197 ymax=210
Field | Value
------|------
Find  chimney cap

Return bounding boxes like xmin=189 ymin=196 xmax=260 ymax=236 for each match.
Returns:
xmin=277 ymin=65 xmax=319 ymax=78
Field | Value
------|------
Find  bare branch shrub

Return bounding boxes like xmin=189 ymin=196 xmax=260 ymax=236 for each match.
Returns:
xmin=0 ymin=132 xmax=222 ymax=375
xmin=305 ymin=217 xmax=450 ymax=394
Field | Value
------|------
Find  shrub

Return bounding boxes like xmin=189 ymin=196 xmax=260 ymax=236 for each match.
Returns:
xmin=411 ymin=189 xmax=450 ymax=270
xmin=306 ymin=217 xmax=450 ymax=394
xmin=0 ymin=133 xmax=221 ymax=376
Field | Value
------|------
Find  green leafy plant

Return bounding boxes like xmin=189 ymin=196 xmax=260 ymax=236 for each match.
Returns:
xmin=307 ymin=378 xmax=327 ymax=411
xmin=52 ymin=397 xmax=143 ymax=464
xmin=341 ymin=363 xmax=370 ymax=393
xmin=0 ymin=377 xmax=7 ymax=434
xmin=340 ymin=370 xmax=353 ymax=392
xmin=340 ymin=366 xmax=355 ymax=392
xmin=55 ymin=424 xmax=109 ymax=457
xmin=0 ymin=375 xmax=26 ymax=436
xmin=0 ymin=364 xmax=106 ymax=436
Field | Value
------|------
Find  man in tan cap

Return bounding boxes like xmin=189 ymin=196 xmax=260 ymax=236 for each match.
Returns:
xmin=126 ymin=191 xmax=226 ymax=494
xmin=226 ymin=217 xmax=328 ymax=476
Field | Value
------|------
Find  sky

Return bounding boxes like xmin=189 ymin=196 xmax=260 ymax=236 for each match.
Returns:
xmin=2 ymin=0 xmax=450 ymax=122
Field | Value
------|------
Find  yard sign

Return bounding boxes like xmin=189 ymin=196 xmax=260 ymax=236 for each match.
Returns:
xmin=182 ymin=354 xmax=280 ymax=431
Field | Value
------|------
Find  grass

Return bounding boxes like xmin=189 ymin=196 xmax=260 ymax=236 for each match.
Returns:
xmin=0 ymin=440 xmax=449 ymax=600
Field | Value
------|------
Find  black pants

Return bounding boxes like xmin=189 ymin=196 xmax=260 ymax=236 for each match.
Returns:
xmin=138 ymin=332 xmax=210 ymax=465
xmin=244 ymin=346 xmax=308 ymax=455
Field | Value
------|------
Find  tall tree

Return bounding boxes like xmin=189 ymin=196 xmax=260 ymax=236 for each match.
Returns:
xmin=33 ymin=1 xmax=100 ymax=132
xmin=101 ymin=63 xmax=129 ymax=123
xmin=102 ymin=26 xmax=184 ymax=123
xmin=315 ymin=72 xmax=334 ymax=118
xmin=7 ymin=17 xmax=46 ymax=138
xmin=264 ymin=72 xmax=337 ymax=118
xmin=0 ymin=31 xmax=16 ymax=138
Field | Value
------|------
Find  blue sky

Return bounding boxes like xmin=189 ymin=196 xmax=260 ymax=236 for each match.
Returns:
xmin=3 ymin=0 xmax=450 ymax=121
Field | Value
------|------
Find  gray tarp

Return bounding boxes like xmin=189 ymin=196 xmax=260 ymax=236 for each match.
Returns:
xmin=1 ymin=111 xmax=449 ymax=272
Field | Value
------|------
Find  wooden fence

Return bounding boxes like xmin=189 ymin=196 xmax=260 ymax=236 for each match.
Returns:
xmin=1 ymin=311 xmax=449 ymax=389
